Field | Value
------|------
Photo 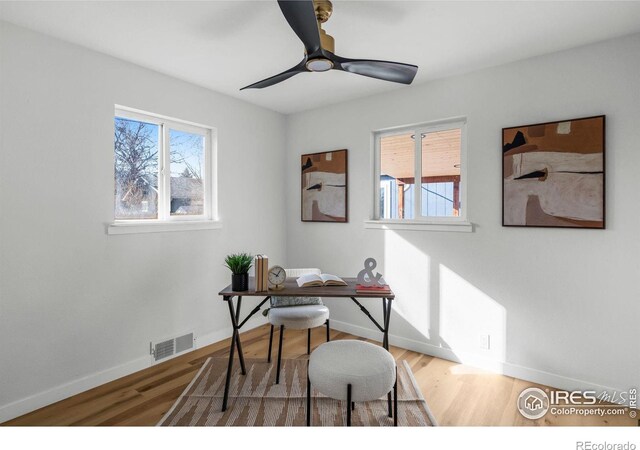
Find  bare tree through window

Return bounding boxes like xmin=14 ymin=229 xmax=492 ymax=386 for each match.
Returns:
xmin=114 ymin=117 xmax=159 ymax=219
xmin=169 ymin=130 xmax=204 ymax=215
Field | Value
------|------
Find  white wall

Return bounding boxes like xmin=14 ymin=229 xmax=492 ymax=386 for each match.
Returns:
xmin=0 ymin=22 xmax=286 ymax=420
xmin=285 ymin=33 xmax=640 ymax=393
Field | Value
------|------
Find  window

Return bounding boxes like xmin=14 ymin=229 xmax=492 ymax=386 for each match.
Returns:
xmin=110 ymin=107 xmax=217 ymax=233
xmin=370 ymin=118 xmax=470 ymax=231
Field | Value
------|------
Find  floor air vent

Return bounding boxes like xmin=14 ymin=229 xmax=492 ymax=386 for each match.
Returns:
xmin=151 ymin=332 xmax=194 ymax=362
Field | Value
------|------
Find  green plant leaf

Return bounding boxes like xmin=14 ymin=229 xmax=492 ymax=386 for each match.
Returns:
xmin=224 ymin=252 xmax=254 ymax=274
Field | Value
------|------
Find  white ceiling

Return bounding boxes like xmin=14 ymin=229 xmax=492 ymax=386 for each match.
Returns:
xmin=2 ymin=1 xmax=640 ymax=114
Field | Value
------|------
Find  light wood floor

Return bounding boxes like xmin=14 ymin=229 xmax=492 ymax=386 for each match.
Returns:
xmin=3 ymin=324 xmax=636 ymax=426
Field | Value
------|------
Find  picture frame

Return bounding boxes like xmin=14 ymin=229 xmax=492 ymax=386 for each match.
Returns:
xmin=301 ymin=149 xmax=348 ymax=223
xmin=502 ymin=115 xmax=605 ymax=229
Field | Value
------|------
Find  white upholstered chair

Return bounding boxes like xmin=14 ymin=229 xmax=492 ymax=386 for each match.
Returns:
xmin=268 ymin=268 xmax=330 ymax=384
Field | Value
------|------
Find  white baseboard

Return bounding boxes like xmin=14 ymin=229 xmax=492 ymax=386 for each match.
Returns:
xmin=0 ymin=355 xmax=150 ymax=424
xmin=0 ymin=316 xmax=267 ymax=424
xmin=330 ymin=319 xmax=623 ymax=395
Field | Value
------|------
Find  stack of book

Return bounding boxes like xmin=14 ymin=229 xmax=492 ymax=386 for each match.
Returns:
xmin=254 ymin=255 xmax=269 ymax=292
xmin=355 ymin=284 xmax=391 ymax=295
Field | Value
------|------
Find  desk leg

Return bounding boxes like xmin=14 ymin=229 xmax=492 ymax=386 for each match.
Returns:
xmin=222 ymin=296 xmax=236 ymax=412
xmin=235 ymin=296 xmax=246 ymax=375
xmin=382 ymin=298 xmax=388 ymax=349
xmin=383 ymin=297 xmax=393 ymax=351
xmin=221 ymin=294 xmax=270 ymax=412
xmin=383 ymin=297 xmax=393 ymax=417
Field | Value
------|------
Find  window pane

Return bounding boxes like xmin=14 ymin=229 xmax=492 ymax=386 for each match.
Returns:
xmin=380 ymin=132 xmax=415 ymax=219
xmin=169 ymin=129 xmax=205 ymax=216
xmin=421 ymin=128 xmax=461 ymax=217
xmin=114 ymin=117 xmax=159 ymax=219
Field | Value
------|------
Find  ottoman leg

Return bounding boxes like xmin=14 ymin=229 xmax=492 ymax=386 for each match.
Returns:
xmin=394 ymin=366 xmax=398 ymax=427
xmin=307 ymin=328 xmax=311 ymax=355
xmin=326 ymin=319 xmax=330 ymax=342
xmin=387 ymin=392 xmax=392 ymax=418
xmin=346 ymin=384 xmax=352 ymax=426
xmin=306 ymin=361 xmax=311 ymax=426
xmin=276 ymin=325 xmax=284 ymax=384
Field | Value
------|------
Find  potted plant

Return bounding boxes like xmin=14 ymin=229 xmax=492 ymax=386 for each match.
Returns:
xmin=224 ymin=252 xmax=253 ymax=291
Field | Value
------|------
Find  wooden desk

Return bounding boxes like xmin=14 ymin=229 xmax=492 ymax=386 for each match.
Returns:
xmin=218 ymin=277 xmax=395 ymax=412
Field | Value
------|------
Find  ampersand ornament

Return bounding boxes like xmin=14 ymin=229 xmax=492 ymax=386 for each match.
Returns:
xmin=357 ymin=257 xmax=385 ymax=287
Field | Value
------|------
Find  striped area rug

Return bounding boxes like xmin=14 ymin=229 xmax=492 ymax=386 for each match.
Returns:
xmin=158 ymin=357 xmax=437 ymax=426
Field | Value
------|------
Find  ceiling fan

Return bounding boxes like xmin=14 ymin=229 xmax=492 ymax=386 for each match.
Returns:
xmin=240 ymin=0 xmax=418 ymax=90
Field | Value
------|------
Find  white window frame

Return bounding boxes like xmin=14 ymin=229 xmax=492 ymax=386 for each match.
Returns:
xmin=108 ymin=106 xmax=220 ymax=235
xmin=366 ymin=117 xmax=472 ymax=232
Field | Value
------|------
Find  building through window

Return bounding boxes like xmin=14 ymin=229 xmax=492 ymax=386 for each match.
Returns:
xmin=375 ymin=119 xmax=466 ymax=221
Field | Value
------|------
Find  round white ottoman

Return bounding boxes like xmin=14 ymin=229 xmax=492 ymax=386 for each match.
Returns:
xmin=307 ymin=340 xmax=397 ymax=426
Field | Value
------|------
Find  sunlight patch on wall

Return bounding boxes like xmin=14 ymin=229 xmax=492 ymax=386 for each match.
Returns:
xmin=440 ymin=264 xmax=507 ymax=365
xmin=383 ymin=231 xmax=431 ymax=340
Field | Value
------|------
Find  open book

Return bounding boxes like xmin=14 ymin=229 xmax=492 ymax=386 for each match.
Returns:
xmin=296 ymin=273 xmax=347 ymax=288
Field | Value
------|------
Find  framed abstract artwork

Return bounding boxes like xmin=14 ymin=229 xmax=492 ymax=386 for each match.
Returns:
xmin=301 ymin=149 xmax=348 ymax=222
xmin=502 ymin=115 xmax=605 ymax=229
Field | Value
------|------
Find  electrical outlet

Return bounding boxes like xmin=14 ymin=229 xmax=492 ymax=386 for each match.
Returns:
xmin=480 ymin=334 xmax=491 ymax=350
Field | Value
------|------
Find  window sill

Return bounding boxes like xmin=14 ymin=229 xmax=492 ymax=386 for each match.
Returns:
xmin=107 ymin=220 xmax=222 ymax=235
xmin=364 ymin=220 xmax=473 ymax=232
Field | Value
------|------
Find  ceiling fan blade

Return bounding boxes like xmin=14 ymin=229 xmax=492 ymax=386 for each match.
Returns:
xmin=277 ymin=0 xmax=321 ymax=55
xmin=240 ymin=59 xmax=307 ymax=90
xmin=332 ymin=56 xmax=418 ymax=85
